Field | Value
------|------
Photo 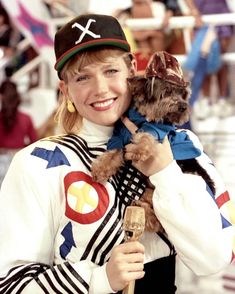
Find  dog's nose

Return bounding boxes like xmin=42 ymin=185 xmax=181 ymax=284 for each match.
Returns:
xmin=178 ymin=102 xmax=188 ymax=112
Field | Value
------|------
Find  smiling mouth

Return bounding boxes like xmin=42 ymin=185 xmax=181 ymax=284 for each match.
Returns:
xmin=92 ymin=98 xmax=116 ymax=110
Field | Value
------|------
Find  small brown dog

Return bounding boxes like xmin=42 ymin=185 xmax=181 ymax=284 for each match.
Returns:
xmin=91 ymin=51 xmax=215 ymax=232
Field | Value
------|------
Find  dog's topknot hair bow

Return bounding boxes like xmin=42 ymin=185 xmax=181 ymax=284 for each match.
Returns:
xmin=145 ymin=51 xmax=189 ymax=88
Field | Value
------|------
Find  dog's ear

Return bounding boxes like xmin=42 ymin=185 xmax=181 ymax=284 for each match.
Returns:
xmin=144 ymin=78 xmax=163 ymax=101
xmin=184 ymin=85 xmax=192 ymax=101
xmin=127 ymin=76 xmax=147 ymax=97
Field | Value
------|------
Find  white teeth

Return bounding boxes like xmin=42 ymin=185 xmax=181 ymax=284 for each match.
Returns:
xmin=93 ymin=99 xmax=114 ymax=108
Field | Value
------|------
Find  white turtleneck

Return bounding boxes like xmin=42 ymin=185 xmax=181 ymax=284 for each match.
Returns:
xmin=79 ymin=118 xmax=114 ymax=147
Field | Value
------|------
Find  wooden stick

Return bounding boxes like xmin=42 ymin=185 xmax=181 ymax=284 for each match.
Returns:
xmin=123 ymin=280 xmax=136 ymax=294
xmin=122 ymin=206 xmax=145 ymax=294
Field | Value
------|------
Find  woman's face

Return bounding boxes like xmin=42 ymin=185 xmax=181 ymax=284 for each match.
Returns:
xmin=60 ymin=55 xmax=135 ymax=126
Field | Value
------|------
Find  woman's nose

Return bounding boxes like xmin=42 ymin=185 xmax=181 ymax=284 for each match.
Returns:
xmin=93 ymin=75 xmax=108 ymax=97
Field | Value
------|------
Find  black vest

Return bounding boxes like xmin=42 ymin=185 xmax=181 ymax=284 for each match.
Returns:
xmin=117 ymin=233 xmax=177 ymax=294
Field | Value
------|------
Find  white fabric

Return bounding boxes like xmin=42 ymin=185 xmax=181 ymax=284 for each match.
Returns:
xmin=0 ymin=121 xmax=234 ymax=293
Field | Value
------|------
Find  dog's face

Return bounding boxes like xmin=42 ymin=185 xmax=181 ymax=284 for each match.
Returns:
xmin=128 ymin=76 xmax=191 ymax=126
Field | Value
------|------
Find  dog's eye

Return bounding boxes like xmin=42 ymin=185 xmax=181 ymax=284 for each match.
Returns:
xmin=164 ymin=90 xmax=171 ymax=97
xmin=182 ymin=91 xmax=189 ymax=100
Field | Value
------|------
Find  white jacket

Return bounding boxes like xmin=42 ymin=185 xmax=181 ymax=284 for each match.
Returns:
xmin=0 ymin=120 xmax=234 ymax=294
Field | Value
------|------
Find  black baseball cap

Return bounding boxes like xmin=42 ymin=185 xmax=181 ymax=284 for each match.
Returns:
xmin=54 ymin=14 xmax=131 ymax=75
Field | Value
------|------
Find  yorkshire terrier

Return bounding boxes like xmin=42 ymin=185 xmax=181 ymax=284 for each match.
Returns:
xmin=91 ymin=51 xmax=215 ymax=232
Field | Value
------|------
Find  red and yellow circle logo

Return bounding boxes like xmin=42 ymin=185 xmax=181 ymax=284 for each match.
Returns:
xmin=64 ymin=171 xmax=109 ymax=224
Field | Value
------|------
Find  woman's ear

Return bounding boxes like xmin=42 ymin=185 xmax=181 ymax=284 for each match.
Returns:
xmin=59 ymin=80 xmax=68 ymax=97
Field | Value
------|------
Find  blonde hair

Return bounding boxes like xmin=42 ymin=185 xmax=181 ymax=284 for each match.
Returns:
xmin=55 ymin=47 xmax=134 ymax=134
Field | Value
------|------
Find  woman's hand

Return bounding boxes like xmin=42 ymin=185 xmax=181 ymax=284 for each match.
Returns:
xmin=125 ymin=132 xmax=174 ymax=177
xmin=106 ymin=241 xmax=145 ymax=292
xmin=121 ymin=117 xmax=174 ymax=176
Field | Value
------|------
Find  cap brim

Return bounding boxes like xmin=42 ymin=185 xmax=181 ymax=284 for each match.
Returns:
xmin=55 ymin=39 xmax=130 ymax=72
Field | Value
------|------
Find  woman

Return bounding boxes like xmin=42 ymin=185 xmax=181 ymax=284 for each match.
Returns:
xmin=0 ymin=14 xmax=234 ymax=293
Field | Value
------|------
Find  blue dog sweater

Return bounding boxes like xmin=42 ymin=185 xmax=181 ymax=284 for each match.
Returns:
xmin=107 ymin=108 xmax=201 ymax=160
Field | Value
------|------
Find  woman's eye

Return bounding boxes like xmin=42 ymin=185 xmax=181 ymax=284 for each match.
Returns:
xmin=106 ymin=69 xmax=118 ymax=75
xmin=76 ymin=75 xmax=88 ymax=82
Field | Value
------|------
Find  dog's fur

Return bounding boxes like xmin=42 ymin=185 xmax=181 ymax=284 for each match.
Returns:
xmin=91 ymin=56 xmax=215 ymax=233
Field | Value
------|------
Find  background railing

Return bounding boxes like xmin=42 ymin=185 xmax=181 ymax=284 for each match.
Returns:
xmin=125 ymin=13 xmax=235 ymax=62
xmin=7 ymin=12 xmax=235 ymax=88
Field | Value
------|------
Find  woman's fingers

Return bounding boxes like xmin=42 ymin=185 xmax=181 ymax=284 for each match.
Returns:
xmin=121 ymin=116 xmax=138 ymax=135
xmin=106 ymin=241 xmax=145 ymax=291
xmin=125 ymin=134 xmax=174 ymax=176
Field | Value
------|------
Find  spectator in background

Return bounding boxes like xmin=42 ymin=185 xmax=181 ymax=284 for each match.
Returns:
xmin=0 ymin=4 xmax=15 ymax=84
xmin=114 ymin=0 xmax=179 ymax=73
xmin=0 ymin=3 xmax=22 ymax=57
xmin=182 ymin=25 xmax=219 ymax=128
xmin=0 ymin=78 xmax=38 ymax=185
xmin=184 ymin=0 xmax=234 ymax=118
xmin=0 ymin=4 xmax=13 ymax=50
xmin=0 ymin=79 xmax=38 ymax=149
xmin=0 ymin=3 xmax=32 ymax=85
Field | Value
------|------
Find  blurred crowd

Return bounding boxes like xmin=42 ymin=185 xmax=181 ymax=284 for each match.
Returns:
xmin=0 ymin=1 xmax=235 ymax=292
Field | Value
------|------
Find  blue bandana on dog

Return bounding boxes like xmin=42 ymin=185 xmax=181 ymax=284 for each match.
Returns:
xmin=107 ymin=108 xmax=201 ymax=160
